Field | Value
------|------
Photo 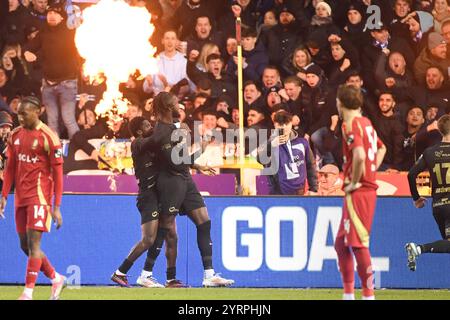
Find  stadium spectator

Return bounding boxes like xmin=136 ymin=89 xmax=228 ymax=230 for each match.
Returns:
xmin=342 ymin=1 xmax=368 ymax=51
xmin=432 ymin=0 xmax=450 ymax=32
xmin=24 ymin=2 xmax=80 ymax=139
xmin=361 ymin=23 xmax=415 ymax=93
xmin=258 ymin=9 xmax=278 ymax=45
xmin=400 ymin=105 xmax=425 ymax=170
xmin=263 ymin=5 xmax=305 ymax=69
xmin=345 ymin=72 xmax=378 ymax=123
xmin=398 ymin=66 xmax=450 ymax=119
xmin=170 ymin=0 xmax=215 ymax=41
xmin=301 ymin=64 xmax=339 ymax=167
xmin=2 ymin=43 xmax=41 ymax=97
xmin=317 ymin=163 xmax=344 ymax=196
xmin=389 ymin=0 xmax=414 ymax=39
xmin=260 ymin=66 xmax=282 ymax=97
xmin=257 ymin=110 xmax=318 ymax=195
xmin=282 ymin=76 xmax=303 ymax=133
xmin=0 ymin=111 xmax=13 ymax=190
xmin=306 ymin=1 xmax=340 ymax=52
xmin=24 ymin=0 xmax=48 ymax=31
xmin=327 ymin=35 xmax=360 ymax=88
xmin=143 ymin=30 xmax=193 ymax=96
xmin=77 ymin=107 xmax=97 ymax=130
xmin=226 ymin=26 xmax=269 ymax=83
xmin=370 ymin=92 xmax=404 ymax=171
xmin=219 ymin=0 xmax=259 ymax=39
xmin=414 ymin=32 xmax=450 ymax=84
xmin=187 ymin=53 xmax=236 ymax=99
xmin=281 ymin=46 xmax=313 ymax=81
xmin=402 ymin=11 xmax=434 ymax=55
xmin=374 ymin=50 xmax=415 ymax=97
xmin=186 ymin=15 xmax=225 ymax=55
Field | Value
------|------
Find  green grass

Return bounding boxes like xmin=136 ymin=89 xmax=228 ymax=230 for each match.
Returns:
xmin=1 ymin=286 xmax=450 ymax=300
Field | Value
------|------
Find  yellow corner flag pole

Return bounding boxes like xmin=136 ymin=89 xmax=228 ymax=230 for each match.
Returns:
xmin=236 ymin=17 xmax=245 ymax=194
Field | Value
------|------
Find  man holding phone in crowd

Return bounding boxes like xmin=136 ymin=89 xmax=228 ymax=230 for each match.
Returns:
xmin=258 ymin=110 xmax=318 ymax=195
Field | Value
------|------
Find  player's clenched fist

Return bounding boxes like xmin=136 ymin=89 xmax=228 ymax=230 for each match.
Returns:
xmin=51 ymin=206 xmax=63 ymax=230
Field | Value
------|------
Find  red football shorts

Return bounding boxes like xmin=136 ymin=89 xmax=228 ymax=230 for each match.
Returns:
xmin=337 ymin=189 xmax=377 ymax=248
xmin=15 ymin=205 xmax=52 ymax=234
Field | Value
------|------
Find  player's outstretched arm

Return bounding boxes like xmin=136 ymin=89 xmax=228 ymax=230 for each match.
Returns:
xmin=407 ymin=154 xmax=427 ymax=207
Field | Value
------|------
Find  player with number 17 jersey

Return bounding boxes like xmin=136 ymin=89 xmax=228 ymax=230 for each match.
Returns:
xmin=339 ymin=116 xmax=384 ymax=249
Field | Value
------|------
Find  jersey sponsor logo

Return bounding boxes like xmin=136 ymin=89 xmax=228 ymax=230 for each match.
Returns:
xmin=18 ymin=153 xmax=39 ymax=163
xmin=54 ymin=148 xmax=63 ymax=158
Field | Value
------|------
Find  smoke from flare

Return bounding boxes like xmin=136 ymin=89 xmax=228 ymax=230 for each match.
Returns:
xmin=75 ymin=0 xmax=158 ymax=119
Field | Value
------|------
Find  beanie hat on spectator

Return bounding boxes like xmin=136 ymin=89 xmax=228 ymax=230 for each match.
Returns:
xmin=316 ymin=1 xmax=332 ymax=16
xmin=305 ymin=64 xmax=323 ymax=78
xmin=0 ymin=111 xmax=13 ymax=127
xmin=414 ymin=11 xmax=434 ymax=34
xmin=278 ymin=5 xmax=295 ymax=18
xmin=347 ymin=1 xmax=366 ymax=18
xmin=47 ymin=2 xmax=67 ymax=19
xmin=428 ymin=32 xmax=447 ymax=50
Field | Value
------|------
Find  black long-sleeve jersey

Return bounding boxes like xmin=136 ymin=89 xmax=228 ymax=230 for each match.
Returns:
xmin=408 ymin=141 xmax=450 ymax=207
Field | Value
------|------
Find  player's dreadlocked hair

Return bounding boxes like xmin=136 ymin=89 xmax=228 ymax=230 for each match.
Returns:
xmin=129 ymin=116 xmax=146 ymax=138
xmin=20 ymin=96 xmax=41 ymax=110
xmin=152 ymin=92 xmax=176 ymax=117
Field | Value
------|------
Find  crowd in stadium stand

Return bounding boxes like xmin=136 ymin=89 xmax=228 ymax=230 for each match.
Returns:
xmin=1 ymin=0 xmax=450 ymax=193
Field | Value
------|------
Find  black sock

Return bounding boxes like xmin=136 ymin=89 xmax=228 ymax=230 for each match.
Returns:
xmin=197 ymin=220 xmax=213 ymax=270
xmin=166 ymin=267 xmax=176 ymax=281
xmin=421 ymin=240 xmax=450 ymax=253
xmin=144 ymin=228 xmax=169 ymax=272
xmin=118 ymin=259 xmax=133 ymax=274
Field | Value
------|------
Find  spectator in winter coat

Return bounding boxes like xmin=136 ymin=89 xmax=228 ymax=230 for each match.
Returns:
xmin=226 ymin=26 xmax=269 ymax=83
xmin=301 ymin=64 xmax=339 ymax=167
xmin=414 ymin=32 xmax=450 ymax=84
xmin=374 ymin=50 xmax=415 ymax=98
xmin=327 ymin=35 xmax=360 ymax=88
xmin=263 ymin=5 xmax=305 ymax=70
xmin=361 ymin=23 xmax=416 ymax=93
xmin=281 ymin=46 xmax=314 ymax=81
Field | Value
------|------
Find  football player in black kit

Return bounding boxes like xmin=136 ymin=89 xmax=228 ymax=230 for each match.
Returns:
xmin=149 ymin=92 xmax=234 ymax=287
xmin=110 ymin=116 xmax=164 ymax=287
xmin=406 ymin=114 xmax=450 ymax=271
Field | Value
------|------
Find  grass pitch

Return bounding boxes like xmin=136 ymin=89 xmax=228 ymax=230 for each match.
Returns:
xmin=0 ymin=286 xmax=449 ymax=300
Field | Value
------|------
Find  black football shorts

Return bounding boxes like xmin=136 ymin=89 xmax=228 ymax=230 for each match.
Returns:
xmin=157 ymin=171 xmax=205 ymax=216
xmin=136 ymin=188 xmax=160 ymax=224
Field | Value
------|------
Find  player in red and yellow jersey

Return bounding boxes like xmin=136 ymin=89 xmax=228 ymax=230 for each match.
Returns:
xmin=0 ymin=96 xmax=66 ymax=300
xmin=334 ymin=85 xmax=386 ymax=300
